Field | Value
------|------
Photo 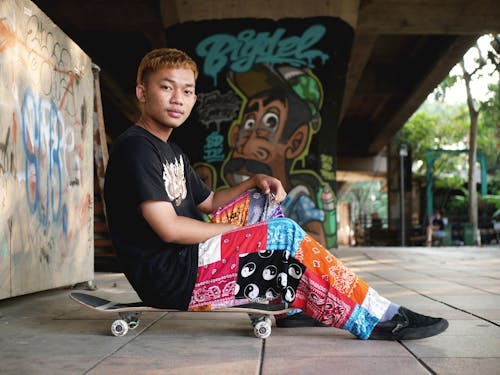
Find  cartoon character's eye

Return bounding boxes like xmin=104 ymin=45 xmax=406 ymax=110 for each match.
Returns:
xmin=242 ymin=117 xmax=256 ymax=131
xmin=261 ymin=112 xmax=279 ymax=131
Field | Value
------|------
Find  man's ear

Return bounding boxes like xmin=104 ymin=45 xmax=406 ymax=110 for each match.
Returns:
xmin=136 ymin=84 xmax=146 ymax=103
xmin=285 ymin=124 xmax=309 ymax=159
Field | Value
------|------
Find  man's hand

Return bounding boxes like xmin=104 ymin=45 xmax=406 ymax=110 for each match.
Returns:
xmin=199 ymin=173 xmax=287 ymax=214
xmin=252 ymin=174 xmax=287 ymax=204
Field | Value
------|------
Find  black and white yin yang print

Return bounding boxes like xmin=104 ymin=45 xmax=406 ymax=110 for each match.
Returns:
xmin=235 ymin=250 xmax=305 ymax=304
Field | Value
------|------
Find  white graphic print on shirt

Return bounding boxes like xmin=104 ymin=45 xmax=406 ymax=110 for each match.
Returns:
xmin=162 ymin=156 xmax=187 ymax=206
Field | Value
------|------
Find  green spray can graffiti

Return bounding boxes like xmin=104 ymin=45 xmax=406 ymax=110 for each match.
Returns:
xmin=317 ymin=185 xmax=337 ymax=249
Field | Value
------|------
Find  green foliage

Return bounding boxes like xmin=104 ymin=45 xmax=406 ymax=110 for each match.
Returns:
xmin=399 ymin=35 xmax=499 ymax=227
xmin=488 ymin=174 xmax=500 ymax=195
xmin=478 ymin=83 xmax=500 ymax=173
xmin=338 ymin=181 xmax=387 ymax=220
xmin=402 ymin=86 xmax=498 ymax=191
xmin=434 ymin=175 xmax=466 ymax=191
xmin=402 ymin=35 xmax=499 ymax=191
xmin=482 ymin=195 xmax=500 ymax=211
xmin=446 ymin=195 xmax=467 ymax=217
xmin=433 ymin=75 xmax=459 ymax=102
xmin=402 ymin=102 xmax=470 ymax=180
xmin=444 ymin=193 xmax=499 ymax=223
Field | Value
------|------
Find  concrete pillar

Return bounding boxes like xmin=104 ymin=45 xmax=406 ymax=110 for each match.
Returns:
xmin=159 ymin=0 xmax=359 ymax=249
xmin=387 ymin=140 xmax=412 ymax=245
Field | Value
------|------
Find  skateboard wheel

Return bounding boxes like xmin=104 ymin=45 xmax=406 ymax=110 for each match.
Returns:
xmin=254 ymin=320 xmax=271 ymax=339
xmin=111 ymin=319 xmax=129 ymax=337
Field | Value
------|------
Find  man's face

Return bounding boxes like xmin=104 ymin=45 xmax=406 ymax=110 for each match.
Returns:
xmin=224 ymin=96 xmax=289 ymax=185
xmin=136 ymin=67 xmax=197 ymax=131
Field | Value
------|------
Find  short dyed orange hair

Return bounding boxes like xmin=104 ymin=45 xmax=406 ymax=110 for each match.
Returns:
xmin=136 ymin=48 xmax=198 ymax=85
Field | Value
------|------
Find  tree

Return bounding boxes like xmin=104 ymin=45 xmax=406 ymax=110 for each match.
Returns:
xmin=460 ymin=49 xmax=481 ymax=244
xmin=402 ymin=106 xmax=469 ymax=180
xmin=458 ymin=35 xmax=500 ymax=244
xmin=402 ymin=35 xmax=499 ymax=242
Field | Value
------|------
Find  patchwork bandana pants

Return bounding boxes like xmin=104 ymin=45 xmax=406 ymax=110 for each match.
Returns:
xmin=188 ymin=189 xmax=390 ymax=339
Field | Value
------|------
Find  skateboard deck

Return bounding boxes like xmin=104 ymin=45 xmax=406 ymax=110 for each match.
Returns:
xmin=70 ymin=292 xmax=292 ymax=338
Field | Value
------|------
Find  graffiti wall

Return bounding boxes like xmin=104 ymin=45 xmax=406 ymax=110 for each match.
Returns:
xmin=167 ymin=17 xmax=353 ymax=249
xmin=0 ymin=0 xmax=94 ymax=299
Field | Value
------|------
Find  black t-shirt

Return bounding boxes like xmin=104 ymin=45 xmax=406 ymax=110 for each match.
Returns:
xmin=104 ymin=126 xmax=211 ymax=309
xmin=432 ymin=217 xmax=445 ymax=231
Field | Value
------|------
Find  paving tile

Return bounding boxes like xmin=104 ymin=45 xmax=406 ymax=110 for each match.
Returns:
xmin=404 ymin=331 xmax=500 ymax=358
xmin=89 ymin=357 xmax=260 ymax=375
xmin=90 ymin=316 xmax=263 ymax=375
xmin=262 ymin=356 xmax=430 ymax=375
xmin=265 ymin=328 xmax=409 ymax=357
xmin=422 ymin=358 xmax=500 ymax=375
xmin=1 ymin=246 xmax=500 ymax=375
xmin=0 ymin=320 xmax=141 ymax=375
xmin=434 ymin=294 xmax=500 ymax=310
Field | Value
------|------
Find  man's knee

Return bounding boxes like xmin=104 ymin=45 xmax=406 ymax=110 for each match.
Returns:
xmin=267 ymin=217 xmax=306 ymax=244
xmin=270 ymin=217 xmax=301 ymax=230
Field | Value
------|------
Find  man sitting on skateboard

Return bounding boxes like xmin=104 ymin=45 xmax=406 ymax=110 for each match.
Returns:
xmin=104 ymin=48 xmax=448 ymax=340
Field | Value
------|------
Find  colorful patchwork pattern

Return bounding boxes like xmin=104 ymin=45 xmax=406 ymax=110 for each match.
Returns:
xmin=220 ymin=223 xmax=268 ymax=257
xmin=266 ymin=218 xmax=306 ymax=252
xmin=209 ymin=191 xmax=250 ymax=226
xmin=209 ymin=189 xmax=284 ymax=226
xmin=189 ymin=189 xmax=390 ymax=339
xmin=294 ymin=269 xmax=355 ymax=328
xmin=190 ymin=254 xmax=240 ymax=310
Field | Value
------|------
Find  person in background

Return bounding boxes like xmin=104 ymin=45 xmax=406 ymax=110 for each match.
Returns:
xmin=371 ymin=212 xmax=383 ymax=232
xmin=426 ymin=210 xmax=446 ymax=246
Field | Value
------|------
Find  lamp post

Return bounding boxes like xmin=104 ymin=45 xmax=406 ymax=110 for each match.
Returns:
xmin=399 ymin=143 xmax=408 ymax=246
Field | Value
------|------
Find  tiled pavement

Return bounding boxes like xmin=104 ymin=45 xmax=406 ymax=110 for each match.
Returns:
xmin=1 ymin=245 xmax=499 ymax=375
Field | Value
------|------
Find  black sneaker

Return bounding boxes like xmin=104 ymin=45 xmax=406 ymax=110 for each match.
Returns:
xmin=369 ymin=306 xmax=449 ymax=340
xmin=275 ymin=311 xmax=328 ymax=327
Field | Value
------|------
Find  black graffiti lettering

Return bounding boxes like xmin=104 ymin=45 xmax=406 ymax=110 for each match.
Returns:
xmin=0 ymin=127 xmax=14 ymax=175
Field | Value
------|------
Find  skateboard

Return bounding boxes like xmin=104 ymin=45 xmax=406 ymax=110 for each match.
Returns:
xmin=69 ymin=292 xmax=292 ymax=338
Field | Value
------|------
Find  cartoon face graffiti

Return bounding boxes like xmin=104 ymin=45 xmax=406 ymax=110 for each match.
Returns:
xmin=220 ymin=64 xmax=334 ymax=248
xmin=223 ymin=64 xmax=322 ymax=187
xmin=223 ymin=92 xmax=310 ymax=189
